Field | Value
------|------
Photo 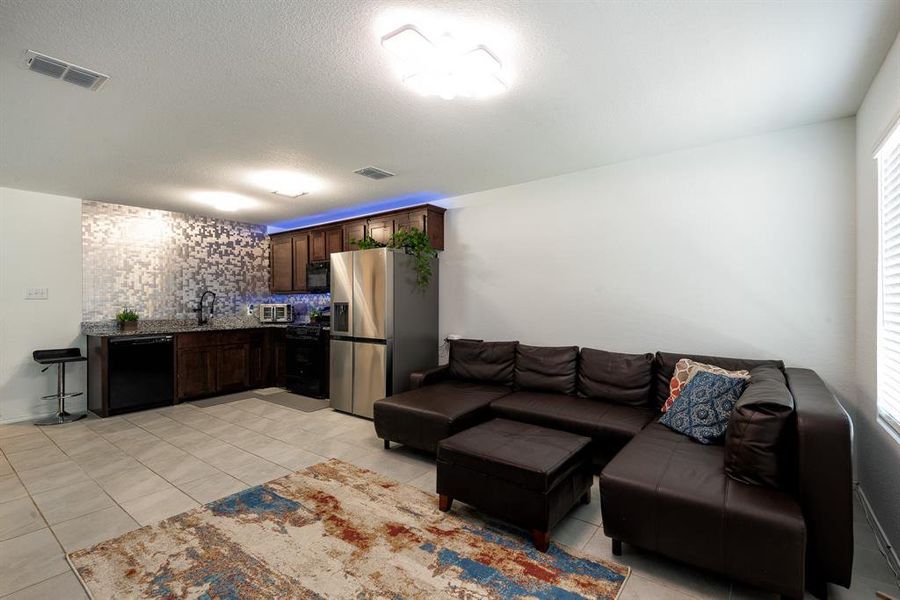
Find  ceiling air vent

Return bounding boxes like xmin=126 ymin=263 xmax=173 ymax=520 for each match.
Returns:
xmin=23 ymin=50 xmax=109 ymax=91
xmin=354 ymin=166 xmax=395 ymax=180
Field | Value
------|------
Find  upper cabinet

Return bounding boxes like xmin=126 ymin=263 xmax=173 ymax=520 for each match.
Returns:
xmin=326 ymin=227 xmax=343 ymax=256
xmin=310 ymin=230 xmax=327 ymax=262
xmin=271 ymin=236 xmax=294 ymax=292
xmin=268 ymin=204 xmax=445 ymax=293
xmin=292 ymin=233 xmax=309 ymax=292
xmin=344 ymin=220 xmax=366 ymax=250
xmin=366 ymin=216 xmax=394 ymax=245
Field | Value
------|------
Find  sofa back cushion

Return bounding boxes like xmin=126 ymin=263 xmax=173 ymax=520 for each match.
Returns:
xmin=515 ymin=344 xmax=579 ymax=394
xmin=654 ymin=351 xmax=784 ymax=409
xmin=578 ymin=348 xmax=655 ymax=407
xmin=724 ymin=365 xmax=794 ymax=489
xmin=449 ymin=340 xmax=518 ymax=385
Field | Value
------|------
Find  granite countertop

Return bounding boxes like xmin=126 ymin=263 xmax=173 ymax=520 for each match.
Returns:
xmin=81 ymin=316 xmax=292 ymax=337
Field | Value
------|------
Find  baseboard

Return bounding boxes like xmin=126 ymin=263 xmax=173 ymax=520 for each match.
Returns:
xmin=857 ymin=483 xmax=900 ymax=581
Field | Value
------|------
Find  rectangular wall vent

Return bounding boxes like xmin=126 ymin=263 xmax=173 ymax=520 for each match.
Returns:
xmin=23 ymin=50 xmax=109 ymax=91
xmin=354 ymin=166 xmax=395 ymax=180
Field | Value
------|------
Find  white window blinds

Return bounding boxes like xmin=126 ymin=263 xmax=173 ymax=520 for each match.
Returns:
xmin=877 ymin=119 xmax=900 ymax=440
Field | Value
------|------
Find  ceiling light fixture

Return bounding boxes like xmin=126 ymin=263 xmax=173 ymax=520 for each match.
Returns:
xmin=381 ymin=24 xmax=507 ymax=100
xmin=192 ymin=191 xmax=256 ymax=212
xmin=247 ymin=170 xmax=322 ymax=198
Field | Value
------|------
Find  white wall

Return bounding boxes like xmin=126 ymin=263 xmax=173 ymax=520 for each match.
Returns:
xmin=855 ymin=32 xmax=900 ymax=554
xmin=0 ymin=187 xmax=84 ymax=423
xmin=439 ymin=118 xmax=857 ymax=401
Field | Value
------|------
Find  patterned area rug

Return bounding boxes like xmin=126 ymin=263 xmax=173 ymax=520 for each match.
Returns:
xmin=69 ymin=459 xmax=629 ymax=599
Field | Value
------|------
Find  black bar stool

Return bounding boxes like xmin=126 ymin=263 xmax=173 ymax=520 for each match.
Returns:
xmin=32 ymin=348 xmax=87 ymax=426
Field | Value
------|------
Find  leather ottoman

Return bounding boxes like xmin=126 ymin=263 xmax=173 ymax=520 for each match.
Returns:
xmin=436 ymin=418 xmax=593 ymax=551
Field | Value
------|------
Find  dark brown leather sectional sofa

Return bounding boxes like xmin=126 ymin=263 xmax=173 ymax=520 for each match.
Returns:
xmin=372 ymin=340 xmax=853 ymax=599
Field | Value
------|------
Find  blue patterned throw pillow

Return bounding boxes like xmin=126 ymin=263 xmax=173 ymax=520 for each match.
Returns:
xmin=659 ymin=370 xmax=746 ymax=444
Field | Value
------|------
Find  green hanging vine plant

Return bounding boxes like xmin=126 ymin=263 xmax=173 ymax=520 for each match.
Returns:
xmin=352 ymin=228 xmax=438 ymax=290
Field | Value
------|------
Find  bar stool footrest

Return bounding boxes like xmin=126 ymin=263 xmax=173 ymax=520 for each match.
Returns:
xmin=34 ymin=412 xmax=87 ymax=426
xmin=41 ymin=392 xmax=83 ymax=400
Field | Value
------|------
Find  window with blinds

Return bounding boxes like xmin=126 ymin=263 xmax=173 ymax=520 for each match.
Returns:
xmin=877 ymin=119 xmax=900 ymax=440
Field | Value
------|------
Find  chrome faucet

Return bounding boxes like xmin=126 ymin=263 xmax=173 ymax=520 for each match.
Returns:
xmin=193 ymin=289 xmax=217 ymax=326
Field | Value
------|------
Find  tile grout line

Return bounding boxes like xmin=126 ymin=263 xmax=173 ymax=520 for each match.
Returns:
xmin=0 ymin=426 xmax=87 ymax=596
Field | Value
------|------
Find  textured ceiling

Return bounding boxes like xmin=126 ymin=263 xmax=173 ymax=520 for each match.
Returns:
xmin=1 ymin=0 xmax=899 ymax=225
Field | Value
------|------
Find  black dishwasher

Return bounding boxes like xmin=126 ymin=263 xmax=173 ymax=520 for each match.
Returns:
xmin=108 ymin=335 xmax=174 ymax=414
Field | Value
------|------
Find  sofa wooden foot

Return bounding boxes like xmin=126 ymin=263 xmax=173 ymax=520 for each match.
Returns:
xmin=581 ymin=490 xmax=591 ymax=505
xmin=439 ymin=494 xmax=453 ymax=512
xmin=383 ymin=439 xmax=390 ymax=450
xmin=532 ymin=529 xmax=551 ymax=552
xmin=612 ymin=539 xmax=622 ymax=556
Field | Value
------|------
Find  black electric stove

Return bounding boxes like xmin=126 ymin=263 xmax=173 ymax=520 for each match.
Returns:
xmin=284 ymin=323 xmax=329 ymax=399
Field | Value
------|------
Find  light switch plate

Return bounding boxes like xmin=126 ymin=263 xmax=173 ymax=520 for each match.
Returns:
xmin=25 ymin=287 xmax=48 ymax=300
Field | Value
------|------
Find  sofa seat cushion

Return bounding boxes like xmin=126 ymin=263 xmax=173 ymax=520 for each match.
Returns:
xmin=373 ymin=381 xmax=513 ymax=452
xmin=490 ymin=391 xmax=656 ymax=463
xmin=600 ymin=422 xmax=805 ymax=598
xmin=438 ymin=418 xmax=592 ymax=492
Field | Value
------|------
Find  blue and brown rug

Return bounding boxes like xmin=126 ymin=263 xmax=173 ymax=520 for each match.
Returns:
xmin=68 ymin=459 xmax=629 ymax=599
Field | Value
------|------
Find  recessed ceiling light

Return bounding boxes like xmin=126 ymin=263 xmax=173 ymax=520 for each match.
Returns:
xmin=247 ymin=170 xmax=322 ymax=198
xmin=381 ymin=24 xmax=508 ymax=100
xmin=192 ymin=191 xmax=256 ymax=212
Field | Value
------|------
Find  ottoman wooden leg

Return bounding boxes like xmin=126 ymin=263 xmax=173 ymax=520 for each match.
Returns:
xmin=581 ymin=490 xmax=591 ymax=505
xmin=439 ymin=494 xmax=453 ymax=512
xmin=612 ymin=539 xmax=622 ymax=556
xmin=532 ymin=529 xmax=551 ymax=552
xmin=383 ymin=439 xmax=390 ymax=450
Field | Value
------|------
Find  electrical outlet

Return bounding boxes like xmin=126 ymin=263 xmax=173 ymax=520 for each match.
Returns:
xmin=25 ymin=287 xmax=48 ymax=300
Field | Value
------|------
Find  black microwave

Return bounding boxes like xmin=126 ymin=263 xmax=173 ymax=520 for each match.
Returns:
xmin=307 ymin=261 xmax=330 ymax=293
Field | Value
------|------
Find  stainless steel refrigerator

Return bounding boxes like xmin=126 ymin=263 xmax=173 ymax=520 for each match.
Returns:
xmin=329 ymin=248 xmax=438 ymax=418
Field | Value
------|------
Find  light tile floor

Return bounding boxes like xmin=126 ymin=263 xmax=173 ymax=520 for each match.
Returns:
xmin=0 ymin=396 xmax=897 ymax=599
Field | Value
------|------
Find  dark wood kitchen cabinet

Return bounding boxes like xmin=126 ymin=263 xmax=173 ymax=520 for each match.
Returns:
xmin=176 ymin=346 xmax=217 ymax=399
xmin=325 ymin=226 xmax=343 ymax=256
xmin=268 ymin=203 xmax=445 ymax=293
xmin=216 ymin=344 xmax=250 ymax=392
xmin=343 ymin=220 xmax=366 ymax=250
xmin=292 ymin=233 xmax=309 ymax=292
xmin=271 ymin=236 xmax=294 ymax=292
xmin=175 ymin=329 xmax=285 ymax=401
xmin=366 ymin=216 xmax=394 ymax=245
xmin=310 ymin=230 xmax=327 ymax=262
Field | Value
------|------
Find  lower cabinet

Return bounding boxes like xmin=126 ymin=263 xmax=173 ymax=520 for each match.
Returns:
xmin=176 ymin=329 xmax=283 ymax=401
xmin=176 ymin=346 xmax=217 ymax=399
xmin=216 ymin=343 xmax=250 ymax=392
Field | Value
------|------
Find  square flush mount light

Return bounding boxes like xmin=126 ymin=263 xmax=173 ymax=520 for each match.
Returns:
xmin=247 ymin=170 xmax=322 ymax=198
xmin=381 ymin=25 xmax=507 ymax=100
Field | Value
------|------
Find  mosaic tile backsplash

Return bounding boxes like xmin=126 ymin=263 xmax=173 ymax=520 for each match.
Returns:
xmin=82 ymin=201 xmax=328 ymax=322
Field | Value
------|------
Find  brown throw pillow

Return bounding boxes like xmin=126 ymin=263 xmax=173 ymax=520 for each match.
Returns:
xmin=578 ymin=348 xmax=655 ymax=407
xmin=724 ymin=365 xmax=794 ymax=489
xmin=448 ymin=340 xmax=517 ymax=385
xmin=515 ymin=344 xmax=579 ymax=394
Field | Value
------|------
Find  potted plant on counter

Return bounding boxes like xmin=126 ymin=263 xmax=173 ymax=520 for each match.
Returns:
xmin=116 ymin=307 xmax=139 ymax=332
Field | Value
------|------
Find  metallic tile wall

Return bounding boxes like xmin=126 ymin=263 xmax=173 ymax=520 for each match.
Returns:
xmin=82 ymin=201 xmax=327 ymax=321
